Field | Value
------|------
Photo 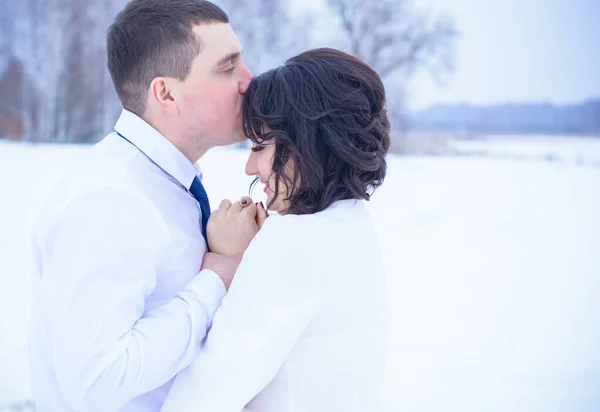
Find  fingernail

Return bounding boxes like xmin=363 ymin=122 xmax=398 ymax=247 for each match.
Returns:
xmin=241 ymin=199 xmax=248 ymax=205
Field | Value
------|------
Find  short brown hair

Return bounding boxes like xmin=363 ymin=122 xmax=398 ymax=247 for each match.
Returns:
xmin=243 ymin=48 xmax=390 ymax=215
xmin=107 ymin=0 xmax=228 ymax=115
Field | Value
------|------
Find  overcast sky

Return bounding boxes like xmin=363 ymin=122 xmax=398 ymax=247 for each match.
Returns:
xmin=300 ymin=0 xmax=600 ymax=109
xmin=407 ymin=0 xmax=600 ymax=108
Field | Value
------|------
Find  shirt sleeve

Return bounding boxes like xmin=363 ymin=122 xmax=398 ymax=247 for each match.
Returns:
xmin=160 ymin=215 xmax=321 ymax=412
xmin=36 ymin=188 xmax=226 ymax=411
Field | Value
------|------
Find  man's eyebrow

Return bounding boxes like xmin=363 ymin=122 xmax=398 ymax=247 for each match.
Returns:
xmin=217 ymin=51 xmax=241 ymax=67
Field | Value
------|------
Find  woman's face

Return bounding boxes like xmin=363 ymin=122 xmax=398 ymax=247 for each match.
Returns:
xmin=245 ymin=141 xmax=290 ymax=213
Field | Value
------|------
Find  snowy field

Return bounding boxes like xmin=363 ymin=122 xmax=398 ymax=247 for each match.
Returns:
xmin=1 ymin=136 xmax=600 ymax=411
xmin=449 ymin=135 xmax=600 ymax=167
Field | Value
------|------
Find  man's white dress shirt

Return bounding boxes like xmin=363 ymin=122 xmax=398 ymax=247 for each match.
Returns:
xmin=161 ymin=199 xmax=391 ymax=412
xmin=28 ymin=110 xmax=225 ymax=412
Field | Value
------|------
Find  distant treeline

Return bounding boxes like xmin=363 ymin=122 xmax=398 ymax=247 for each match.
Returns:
xmin=409 ymin=98 xmax=600 ymax=136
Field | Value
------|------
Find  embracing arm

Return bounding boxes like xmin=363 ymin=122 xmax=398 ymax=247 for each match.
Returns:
xmin=37 ymin=189 xmax=225 ymax=411
xmin=161 ymin=216 xmax=321 ymax=412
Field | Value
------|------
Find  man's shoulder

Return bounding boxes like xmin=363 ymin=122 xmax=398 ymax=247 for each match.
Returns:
xmin=35 ymin=137 xmax=158 ymax=231
xmin=46 ymin=134 xmax=152 ymax=205
xmin=33 ymin=183 xmax=167 ymax=253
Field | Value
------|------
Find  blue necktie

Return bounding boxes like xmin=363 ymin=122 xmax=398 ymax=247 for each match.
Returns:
xmin=115 ymin=131 xmax=211 ymax=249
xmin=190 ymin=177 xmax=211 ymax=251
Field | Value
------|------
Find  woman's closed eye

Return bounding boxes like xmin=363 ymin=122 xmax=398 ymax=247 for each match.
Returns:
xmin=251 ymin=145 xmax=265 ymax=153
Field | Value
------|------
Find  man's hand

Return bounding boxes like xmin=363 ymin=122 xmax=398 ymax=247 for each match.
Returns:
xmin=201 ymin=252 xmax=242 ymax=291
xmin=207 ymin=196 xmax=266 ymax=255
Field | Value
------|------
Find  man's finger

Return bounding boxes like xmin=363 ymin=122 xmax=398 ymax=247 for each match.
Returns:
xmin=218 ymin=199 xmax=232 ymax=212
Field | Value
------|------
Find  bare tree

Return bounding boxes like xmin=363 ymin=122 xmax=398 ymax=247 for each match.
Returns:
xmin=88 ymin=0 xmax=128 ymax=137
xmin=0 ymin=0 xmax=15 ymax=60
xmin=214 ymin=0 xmax=312 ymax=148
xmin=215 ymin=0 xmax=311 ymax=74
xmin=0 ymin=0 xmax=18 ymax=123
xmin=325 ymin=0 xmax=456 ymax=150
xmin=12 ymin=0 xmax=126 ymax=142
xmin=13 ymin=0 xmax=74 ymax=141
xmin=58 ymin=0 xmax=118 ymax=142
xmin=6 ymin=0 xmax=309 ymax=142
xmin=326 ymin=0 xmax=456 ymax=81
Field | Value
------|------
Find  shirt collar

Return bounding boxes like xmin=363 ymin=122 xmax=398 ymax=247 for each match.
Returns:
xmin=114 ymin=109 xmax=201 ymax=189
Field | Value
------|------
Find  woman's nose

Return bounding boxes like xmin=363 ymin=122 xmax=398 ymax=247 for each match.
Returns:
xmin=245 ymin=153 xmax=257 ymax=176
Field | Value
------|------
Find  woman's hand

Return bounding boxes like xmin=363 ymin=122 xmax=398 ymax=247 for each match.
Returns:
xmin=207 ymin=196 xmax=268 ymax=255
xmin=255 ymin=200 xmax=268 ymax=230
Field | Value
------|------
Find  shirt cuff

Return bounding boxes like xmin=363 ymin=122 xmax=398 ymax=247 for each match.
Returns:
xmin=182 ymin=269 xmax=227 ymax=321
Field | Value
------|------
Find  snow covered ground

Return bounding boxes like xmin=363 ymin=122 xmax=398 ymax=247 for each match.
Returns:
xmin=1 ymin=136 xmax=600 ymax=411
xmin=449 ymin=134 xmax=600 ymax=167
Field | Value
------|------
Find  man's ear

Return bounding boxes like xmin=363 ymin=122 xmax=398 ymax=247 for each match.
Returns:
xmin=149 ymin=77 xmax=179 ymax=115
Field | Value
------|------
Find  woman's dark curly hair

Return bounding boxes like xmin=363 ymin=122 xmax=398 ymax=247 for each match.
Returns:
xmin=242 ymin=47 xmax=390 ymax=215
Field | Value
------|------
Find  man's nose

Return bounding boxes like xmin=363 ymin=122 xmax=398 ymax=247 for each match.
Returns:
xmin=238 ymin=64 xmax=253 ymax=94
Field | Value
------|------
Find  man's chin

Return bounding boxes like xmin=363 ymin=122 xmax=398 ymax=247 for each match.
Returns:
xmin=225 ymin=134 xmax=249 ymax=147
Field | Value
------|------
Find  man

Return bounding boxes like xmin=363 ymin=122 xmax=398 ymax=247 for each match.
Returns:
xmin=27 ymin=1 xmax=255 ymax=410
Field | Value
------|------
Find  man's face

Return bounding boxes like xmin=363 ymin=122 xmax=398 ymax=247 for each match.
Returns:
xmin=175 ymin=23 xmax=252 ymax=150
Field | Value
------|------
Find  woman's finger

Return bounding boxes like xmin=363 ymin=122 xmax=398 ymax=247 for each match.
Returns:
xmin=239 ymin=196 xmax=253 ymax=207
xmin=241 ymin=201 xmax=257 ymax=218
xmin=255 ymin=201 xmax=269 ymax=230
xmin=230 ymin=201 xmax=244 ymax=212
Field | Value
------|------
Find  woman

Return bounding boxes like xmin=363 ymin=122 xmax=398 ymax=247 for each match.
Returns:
xmin=161 ymin=48 xmax=391 ymax=412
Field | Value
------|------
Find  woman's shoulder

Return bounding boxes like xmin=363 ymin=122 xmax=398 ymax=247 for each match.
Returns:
xmin=256 ymin=212 xmax=314 ymax=242
xmin=258 ymin=199 xmax=372 ymax=243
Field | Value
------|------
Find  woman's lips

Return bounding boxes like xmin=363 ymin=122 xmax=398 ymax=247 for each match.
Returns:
xmin=260 ymin=178 xmax=270 ymax=194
